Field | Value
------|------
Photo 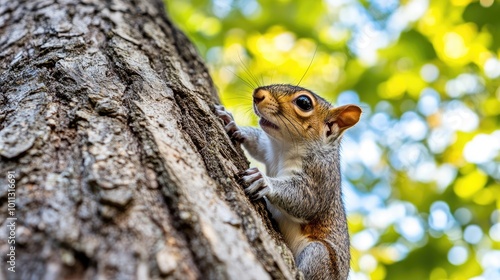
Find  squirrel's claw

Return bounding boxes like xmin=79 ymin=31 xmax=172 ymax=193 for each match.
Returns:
xmin=248 ymin=182 xmax=269 ymax=200
xmin=241 ymin=167 xmax=259 ymax=175
xmin=231 ymin=130 xmax=245 ymax=143
xmin=216 ymin=105 xmax=246 ymax=143
xmin=215 ymin=105 xmax=234 ymax=125
xmin=225 ymin=121 xmax=238 ymax=134
xmin=239 ymin=167 xmax=270 ymax=200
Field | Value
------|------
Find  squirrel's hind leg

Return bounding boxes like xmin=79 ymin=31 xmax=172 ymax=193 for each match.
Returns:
xmin=296 ymin=241 xmax=339 ymax=280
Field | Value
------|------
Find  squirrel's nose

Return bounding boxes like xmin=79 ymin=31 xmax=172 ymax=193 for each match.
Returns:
xmin=253 ymin=89 xmax=265 ymax=104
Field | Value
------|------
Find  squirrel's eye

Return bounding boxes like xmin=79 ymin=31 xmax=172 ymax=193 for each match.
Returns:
xmin=295 ymin=95 xmax=313 ymax=111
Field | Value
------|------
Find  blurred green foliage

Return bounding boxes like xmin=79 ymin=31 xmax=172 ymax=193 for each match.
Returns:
xmin=166 ymin=0 xmax=500 ymax=279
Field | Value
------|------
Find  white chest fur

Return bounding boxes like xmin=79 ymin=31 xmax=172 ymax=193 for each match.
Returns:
xmin=265 ymin=200 xmax=309 ymax=257
xmin=264 ymin=139 xmax=304 ymax=177
xmin=264 ymin=138 xmax=309 ymax=257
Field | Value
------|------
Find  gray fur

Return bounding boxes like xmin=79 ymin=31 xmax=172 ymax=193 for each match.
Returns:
xmin=243 ymin=129 xmax=350 ymax=280
xmin=215 ymin=87 xmax=354 ymax=280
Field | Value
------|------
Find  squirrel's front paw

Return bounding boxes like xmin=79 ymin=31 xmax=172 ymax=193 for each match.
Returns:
xmin=238 ymin=167 xmax=270 ymax=200
xmin=215 ymin=105 xmax=245 ymax=143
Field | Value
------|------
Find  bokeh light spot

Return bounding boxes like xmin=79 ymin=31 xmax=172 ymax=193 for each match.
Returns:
xmin=448 ymin=246 xmax=468 ymax=265
xmin=464 ymin=224 xmax=483 ymax=244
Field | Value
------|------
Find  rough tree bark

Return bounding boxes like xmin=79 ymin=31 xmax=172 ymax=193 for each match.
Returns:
xmin=0 ymin=0 xmax=301 ymax=279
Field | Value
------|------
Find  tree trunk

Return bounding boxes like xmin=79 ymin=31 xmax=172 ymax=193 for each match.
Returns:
xmin=0 ymin=0 xmax=300 ymax=279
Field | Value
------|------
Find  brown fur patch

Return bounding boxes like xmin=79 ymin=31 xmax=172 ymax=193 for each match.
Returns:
xmin=302 ymin=221 xmax=339 ymax=275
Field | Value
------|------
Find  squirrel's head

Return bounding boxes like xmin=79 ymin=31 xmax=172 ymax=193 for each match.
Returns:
xmin=252 ymin=84 xmax=361 ymax=143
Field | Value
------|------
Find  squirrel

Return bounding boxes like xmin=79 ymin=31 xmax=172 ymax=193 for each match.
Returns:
xmin=216 ymin=84 xmax=361 ymax=280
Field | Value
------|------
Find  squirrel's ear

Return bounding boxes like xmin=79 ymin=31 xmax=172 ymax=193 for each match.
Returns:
xmin=335 ymin=105 xmax=362 ymax=129
xmin=326 ymin=105 xmax=361 ymax=137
